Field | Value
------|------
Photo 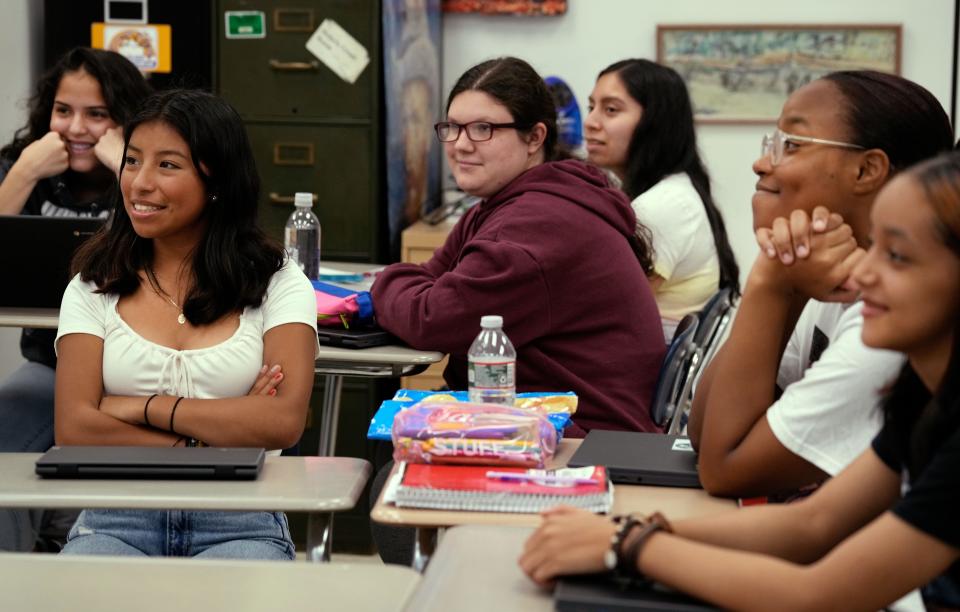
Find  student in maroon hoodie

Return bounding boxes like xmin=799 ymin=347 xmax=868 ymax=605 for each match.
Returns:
xmin=372 ymin=57 xmax=665 ymax=436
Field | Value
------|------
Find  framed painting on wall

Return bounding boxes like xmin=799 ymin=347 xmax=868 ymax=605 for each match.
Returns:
xmin=442 ymin=0 xmax=566 ymax=15
xmin=657 ymin=24 xmax=902 ymax=123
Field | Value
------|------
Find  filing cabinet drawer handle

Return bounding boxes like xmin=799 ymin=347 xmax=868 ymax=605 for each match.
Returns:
xmin=269 ymin=59 xmax=320 ymax=71
xmin=273 ymin=142 xmax=315 ymax=166
xmin=269 ymin=192 xmax=318 ymax=206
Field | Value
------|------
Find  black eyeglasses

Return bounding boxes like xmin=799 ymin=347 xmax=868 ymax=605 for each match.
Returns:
xmin=434 ymin=121 xmax=524 ymax=143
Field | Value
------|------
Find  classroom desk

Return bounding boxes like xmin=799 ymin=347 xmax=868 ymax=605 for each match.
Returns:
xmin=0 ymin=453 xmax=370 ymax=563
xmin=313 ymin=342 xmax=443 ymax=456
xmin=402 ymin=525 xmax=549 ymax=612
xmin=370 ymin=439 xmax=735 ymax=570
xmin=0 ymin=552 xmax=420 ymax=612
xmin=311 ymin=261 xmax=444 ymax=456
xmin=0 ymin=307 xmax=57 ymax=328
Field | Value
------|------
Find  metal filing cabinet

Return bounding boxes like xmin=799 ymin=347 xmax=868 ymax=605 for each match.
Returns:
xmin=216 ymin=0 xmax=387 ymax=552
xmin=216 ymin=0 xmax=385 ymax=262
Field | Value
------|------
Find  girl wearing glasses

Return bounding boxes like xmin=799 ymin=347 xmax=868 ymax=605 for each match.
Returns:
xmin=685 ymin=71 xmax=953 ymax=500
xmin=372 ymin=57 xmax=665 ymax=437
xmin=522 ymin=150 xmax=960 ymax=610
xmin=585 ymin=59 xmax=740 ymax=340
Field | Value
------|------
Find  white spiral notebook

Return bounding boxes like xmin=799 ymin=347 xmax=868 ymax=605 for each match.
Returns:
xmin=392 ymin=462 xmax=613 ymax=514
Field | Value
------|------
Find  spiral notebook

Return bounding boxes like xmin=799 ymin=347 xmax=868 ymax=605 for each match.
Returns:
xmin=393 ymin=463 xmax=612 ymax=513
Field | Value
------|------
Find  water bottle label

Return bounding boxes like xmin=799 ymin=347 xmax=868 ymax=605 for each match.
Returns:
xmin=468 ymin=361 xmax=515 ymax=389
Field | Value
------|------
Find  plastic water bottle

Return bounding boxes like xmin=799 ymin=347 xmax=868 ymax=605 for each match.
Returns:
xmin=284 ymin=192 xmax=321 ymax=280
xmin=468 ymin=315 xmax=517 ymax=405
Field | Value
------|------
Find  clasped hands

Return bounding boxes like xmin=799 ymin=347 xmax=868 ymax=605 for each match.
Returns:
xmin=753 ymin=206 xmax=865 ymax=302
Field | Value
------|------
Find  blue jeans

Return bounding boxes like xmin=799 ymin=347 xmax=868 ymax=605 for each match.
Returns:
xmin=0 ymin=361 xmax=56 ymax=551
xmin=62 ymin=509 xmax=296 ymax=560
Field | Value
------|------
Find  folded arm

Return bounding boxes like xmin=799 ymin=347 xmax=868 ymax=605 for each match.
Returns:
xmin=56 ymin=322 xmax=316 ymax=449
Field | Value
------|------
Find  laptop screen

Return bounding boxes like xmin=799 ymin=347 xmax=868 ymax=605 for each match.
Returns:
xmin=0 ymin=215 xmax=106 ymax=309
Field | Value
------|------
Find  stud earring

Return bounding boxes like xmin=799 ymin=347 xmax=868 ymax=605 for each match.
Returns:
xmin=210 ymin=194 xmax=218 ymax=202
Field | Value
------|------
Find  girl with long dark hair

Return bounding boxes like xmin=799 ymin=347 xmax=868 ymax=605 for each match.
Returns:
xmin=585 ymin=59 xmax=739 ymax=339
xmin=54 ymin=89 xmax=318 ymax=558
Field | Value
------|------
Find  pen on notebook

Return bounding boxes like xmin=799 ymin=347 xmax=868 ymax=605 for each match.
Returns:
xmin=485 ymin=470 xmax=596 ymax=485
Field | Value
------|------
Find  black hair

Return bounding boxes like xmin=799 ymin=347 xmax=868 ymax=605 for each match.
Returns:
xmin=448 ymin=56 xmax=655 ymax=273
xmin=1 ymin=47 xmax=151 ymax=161
xmin=882 ymin=152 xmax=960 ymax=475
xmin=822 ymin=71 xmax=954 ymax=172
xmin=598 ymin=59 xmax=740 ymax=294
xmin=72 ymin=89 xmax=285 ymax=325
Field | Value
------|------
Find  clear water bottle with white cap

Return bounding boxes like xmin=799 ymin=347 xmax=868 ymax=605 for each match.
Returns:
xmin=284 ymin=192 xmax=321 ymax=280
xmin=468 ymin=315 xmax=517 ymax=405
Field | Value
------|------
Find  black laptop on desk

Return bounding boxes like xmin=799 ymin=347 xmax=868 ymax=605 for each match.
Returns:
xmin=567 ymin=431 xmax=701 ymax=488
xmin=555 ymin=575 xmax=717 ymax=611
xmin=316 ymin=326 xmax=397 ymax=349
xmin=35 ymin=446 xmax=266 ymax=480
xmin=0 ymin=215 xmax=106 ymax=308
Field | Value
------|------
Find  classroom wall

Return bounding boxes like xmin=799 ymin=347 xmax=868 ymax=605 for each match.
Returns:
xmin=0 ymin=0 xmax=43 ymax=379
xmin=441 ymin=0 xmax=957 ymax=285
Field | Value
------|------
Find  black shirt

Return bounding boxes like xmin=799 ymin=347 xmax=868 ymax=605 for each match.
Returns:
xmin=872 ymin=395 xmax=960 ymax=606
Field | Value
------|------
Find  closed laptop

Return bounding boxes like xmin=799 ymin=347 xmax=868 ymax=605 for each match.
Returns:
xmin=35 ymin=446 xmax=265 ymax=480
xmin=567 ymin=430 xmax=701 ymax=488
xmin=555 ymin=575 xmax=717 ymax=611
xmin=0 ymin=215 xmax=106 ymax=308
xmin=316 ymin=326 xmax=396 ymax=349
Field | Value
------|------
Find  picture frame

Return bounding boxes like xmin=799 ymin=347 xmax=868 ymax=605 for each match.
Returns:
xmin=441 ymin=0 xmax=566 ymax=15
xmin=657 ymin=24 xmax=902 ymax=124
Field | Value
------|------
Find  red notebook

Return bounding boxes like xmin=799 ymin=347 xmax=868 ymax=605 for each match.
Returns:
xmin=394 ymin=463 xmax=612 ymax=513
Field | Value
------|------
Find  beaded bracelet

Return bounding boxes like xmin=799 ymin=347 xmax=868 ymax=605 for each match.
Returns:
xmin=603 ymin=515 xmax=641 ymax=571
xmin=615 ymin=512 xmax=673 ymax=585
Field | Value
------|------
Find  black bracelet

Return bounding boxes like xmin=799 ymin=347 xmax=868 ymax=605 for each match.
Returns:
xmin=169 ymin=396 xmax=185 ymax=432
xmin=171 ymin=436 xmax=185 ymax=447
xmin=143 ymin=394 xmax=158 ymax=428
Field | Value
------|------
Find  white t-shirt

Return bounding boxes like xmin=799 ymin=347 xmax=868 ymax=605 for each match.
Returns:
xmin=767 ymin=300 xmax=905 ymax=476
xmin=632 ymin=172 xmax=720 ymax=337
xmin=55 ymin=259 xmax=320 ymax=402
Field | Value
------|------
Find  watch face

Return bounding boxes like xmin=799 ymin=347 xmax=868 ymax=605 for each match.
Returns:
xmin=603 ymin=548 xmax=617 ymax=571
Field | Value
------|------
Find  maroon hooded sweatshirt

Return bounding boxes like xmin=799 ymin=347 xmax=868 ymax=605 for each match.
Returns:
xmin=372 ymin=159 xmax=665 ymax=436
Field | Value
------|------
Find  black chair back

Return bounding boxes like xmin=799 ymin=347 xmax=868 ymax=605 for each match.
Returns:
xmin=650 ymin=313 xmax=700 ymax=429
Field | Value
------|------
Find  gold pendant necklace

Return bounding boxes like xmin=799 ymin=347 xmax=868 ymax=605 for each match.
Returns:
xmin=149 ymin=266 xmax=186 ymax=325
xmin=159 ymin=292 xmax=186 ymax=325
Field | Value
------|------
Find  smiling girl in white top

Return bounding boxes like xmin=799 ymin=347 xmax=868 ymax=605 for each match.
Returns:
xmin=54 ymin=89 xmax=319 ymax=559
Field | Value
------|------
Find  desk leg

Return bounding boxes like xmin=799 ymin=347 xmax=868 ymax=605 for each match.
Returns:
xmin=318 ymin=374 xmax=343 ymax=456
xmin=306 ymin=512 xmax=333 ymax=562
xmin=411 ymin=526 xmax=441 ymax=573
